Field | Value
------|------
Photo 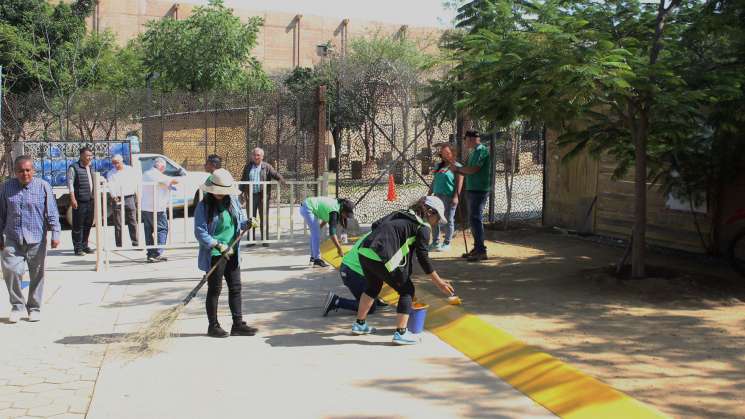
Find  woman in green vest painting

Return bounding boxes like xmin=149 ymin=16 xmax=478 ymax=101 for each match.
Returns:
xmin=352 ymin=196 xmax=455 ymax=345
xmin=298 ymin=196 xmax=355 ymax=267
xmin=321 ymin=232 xmax=389 ymax=316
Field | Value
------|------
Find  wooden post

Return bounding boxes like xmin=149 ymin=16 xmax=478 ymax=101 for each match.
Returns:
xmin=315 ymin=85 xmax=327 ymax=179
xmin=93 ymin=172 xmax=103 ymax=272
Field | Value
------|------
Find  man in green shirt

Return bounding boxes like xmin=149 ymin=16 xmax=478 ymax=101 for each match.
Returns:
xmin=448 ymin=130 xmax=490 ymax=262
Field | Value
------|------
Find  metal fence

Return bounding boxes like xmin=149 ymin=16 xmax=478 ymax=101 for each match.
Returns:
xmin=92 ymin=173 xmax=327 ymax=271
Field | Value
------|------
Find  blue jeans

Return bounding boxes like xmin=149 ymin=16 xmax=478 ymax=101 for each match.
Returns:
xmin=337 ymin=265 xmax=376 ymax=314
xmin=432 ymin=194 xmax=457 ymax=245
xmin=142 ymin=211 xmax=167 ymax=258
xmin=299 ymin=203 xmax=320 ymax=259
xmin=467 ymin=191 xmax=488 ymax=253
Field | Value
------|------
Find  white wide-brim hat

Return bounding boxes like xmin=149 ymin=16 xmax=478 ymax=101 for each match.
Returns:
xmin=200 ymin=169 xmax=240 ymax=196
xmin=424 ymin=195 xmax=447 ymax=224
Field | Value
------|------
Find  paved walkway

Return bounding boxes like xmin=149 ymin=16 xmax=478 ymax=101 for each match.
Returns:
xmin=1 ymin=238 xmax=554 ymax=419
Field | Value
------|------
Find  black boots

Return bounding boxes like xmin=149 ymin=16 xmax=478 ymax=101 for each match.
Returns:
xmin=208 ymin=321 xmax=258 ymax=337
xmin=230 ymin=321 xmax=258 ymax=336
xmin=207 ymin=323 xmax=229 ymax=338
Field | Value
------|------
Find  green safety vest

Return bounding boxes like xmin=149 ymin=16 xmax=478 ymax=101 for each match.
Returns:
xmin=341 ymin=232 xmax=371 ymax=276
xmin=304 ymin=197 xmax=341 ymax=222
xmin=358 ymin=210 xmax=429 ymax=272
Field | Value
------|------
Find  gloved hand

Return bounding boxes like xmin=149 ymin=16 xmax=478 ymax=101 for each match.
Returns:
xmin=249 ymin=217 xmax=260 ymax=229
xmin=214 ymin=242 xmax=234 ymax=257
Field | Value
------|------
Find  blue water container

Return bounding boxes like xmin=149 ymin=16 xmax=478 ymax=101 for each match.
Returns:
xmin=407 ymin=303 xmax=429 ymax=334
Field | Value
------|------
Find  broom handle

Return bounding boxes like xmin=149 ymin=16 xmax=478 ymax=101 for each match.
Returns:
xmin=182 ymin=227 xmax=250 ymax=306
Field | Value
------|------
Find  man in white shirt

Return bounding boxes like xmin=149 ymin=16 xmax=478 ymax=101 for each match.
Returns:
xmin=67 ymin=147 xmax=94 ymax=256
xmin=141 ymin=158 xmax=178 ymax=263
xmin=106 ymin=154 xmax=140 ymax=247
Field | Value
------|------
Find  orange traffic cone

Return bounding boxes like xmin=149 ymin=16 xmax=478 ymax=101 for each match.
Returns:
xmin=386 ymin=174 xmax=397 ymax=202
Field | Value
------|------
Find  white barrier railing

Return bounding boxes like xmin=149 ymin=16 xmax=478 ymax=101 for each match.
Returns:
xmin=93 ymin=172 xmax=329 ymax=271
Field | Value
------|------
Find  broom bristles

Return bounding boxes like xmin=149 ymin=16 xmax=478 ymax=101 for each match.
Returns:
xmin=126 ymin=304 xmax=185 ymax=355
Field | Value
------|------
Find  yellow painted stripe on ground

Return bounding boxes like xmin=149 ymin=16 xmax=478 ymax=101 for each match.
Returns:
xmin=321 ymin=239 xmax=667 ymax=418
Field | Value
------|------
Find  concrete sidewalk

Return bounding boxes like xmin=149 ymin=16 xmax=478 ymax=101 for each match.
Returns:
xmin=1 ymin=239 xmax=554 ymax=418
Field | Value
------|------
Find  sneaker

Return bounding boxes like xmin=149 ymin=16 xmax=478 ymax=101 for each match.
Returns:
xmin=75 ymin=250 xmax=86 ymax=256
xmin=146 ymin=256 xmax=157 ymax=263
xmin=392 ymin=330 xmax=420 ymax=345
xmin=261 ymin=243 xmax=270 ymax=247
xmin=155 ymin=255 xmax=168 ymax=262
xmin=351 ymin=321 xmax=375 ymax=335
xmin=467 ymin=252 xmax=488 ymax=262
xmin=439 ymin=243 xmax=451 ymax=251
xmin=428 ymin=243 xmax=440 ymax=251
xmin=461 ymin=249 xmax=475 ymax=259
xmin=313 ymin=258 xmax=329 ymax=268
xmin=83 ymin=247 xmax=95 ymax=254
xmin=207 ymin=323 xmax=229 ymax=338
xmin=8 ymin=310 xmax=22 ymax=323
xmin=322 ymin=291 xmax=338 ymax=317
xmin=245 ymin=243 xmax=257 ymax=248
xmin=230 ymin=321 xmax=257 ymax=336
xmin=27 ymin=310 xmax=41 ymax=322
xmin=375 ymin=298 xmax=389 ymax=308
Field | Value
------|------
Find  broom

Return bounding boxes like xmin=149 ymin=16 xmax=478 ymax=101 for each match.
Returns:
xmin=127 ymin=225 xmax=252 ymax=353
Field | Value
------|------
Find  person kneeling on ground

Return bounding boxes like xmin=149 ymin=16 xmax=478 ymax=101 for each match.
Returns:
xmin=194 ymin=169 xmax=257 ymax=338
xmin=352 ymin=196 xmax=455 ymax=345
xmin=299 ymin=196 xmax=354 ymax=267
xmin=321 ymin=231 xmax=388 ymax=316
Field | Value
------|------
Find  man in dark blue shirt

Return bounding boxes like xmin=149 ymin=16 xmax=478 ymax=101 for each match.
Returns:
xmin=0 ymin=156 xmax=61 ymax=323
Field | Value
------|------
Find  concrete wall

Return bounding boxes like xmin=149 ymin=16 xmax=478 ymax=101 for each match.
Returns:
xmin=87 ymin=0 xmax=441 ymax=71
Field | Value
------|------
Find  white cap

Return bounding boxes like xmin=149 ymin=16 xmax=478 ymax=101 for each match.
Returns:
xmin=111 ymin=154 xmax=124 ymax=162
xmin=424 ymin=196 xmax=447 ymax=224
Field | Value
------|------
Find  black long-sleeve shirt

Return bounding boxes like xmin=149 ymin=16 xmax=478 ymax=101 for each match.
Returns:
xmin=363 ymin=210 xmax=434 ymax=275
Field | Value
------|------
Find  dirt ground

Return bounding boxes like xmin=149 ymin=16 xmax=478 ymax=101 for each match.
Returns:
xmin=417 ymin=227 xmax=745 ymax=419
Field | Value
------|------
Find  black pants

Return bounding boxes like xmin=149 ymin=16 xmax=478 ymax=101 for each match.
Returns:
xmin=111 ymin=196 xmax=138 ymax=247
xmin=72 ymin=200 xmax=93 ymax=252
xmin=205 ymin=253 xmax=242 ymax=326
xmin=360 ymin=255 xmax=414 ymax=315
xmin=247 ymin=192 xmax=268 ymax=241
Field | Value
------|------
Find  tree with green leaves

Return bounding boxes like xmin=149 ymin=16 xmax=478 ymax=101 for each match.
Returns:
xmin=433 ymin=0 xmax=745 ymax=278
xmin=139 ymin=0 xmax=265 ymax=92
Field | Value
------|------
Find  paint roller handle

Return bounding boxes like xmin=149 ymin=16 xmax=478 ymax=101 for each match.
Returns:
xmin=430 ymin=271 xmax=454 ymax=296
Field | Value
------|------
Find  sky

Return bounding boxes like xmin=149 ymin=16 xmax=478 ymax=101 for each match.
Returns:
xmin=193 ymin=0 xmax=459 ymax=28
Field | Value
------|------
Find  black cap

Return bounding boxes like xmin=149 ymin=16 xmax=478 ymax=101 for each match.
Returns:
xmin=465 ymin=130 xmax=480 ymax=138
xmin=339 ymin=198 xmax=355 ymax=215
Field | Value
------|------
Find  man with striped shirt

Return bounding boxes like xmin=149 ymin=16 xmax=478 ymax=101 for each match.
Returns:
xmin=0 ymin=156 xmax=61 ymax=323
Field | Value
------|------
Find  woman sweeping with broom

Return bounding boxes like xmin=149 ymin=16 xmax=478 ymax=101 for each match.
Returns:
xmin=195 ymin=169 xmax=258 ymax=338
xmin=352 ymin=196 xmax=455 ymax=345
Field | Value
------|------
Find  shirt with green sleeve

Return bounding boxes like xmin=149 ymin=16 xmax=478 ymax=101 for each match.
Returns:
xmin=465 ymin=143 xmax=491 ymax=192
xmin=211 ymin=208 xmax=236 ymax=256
xmin=341 ymin=232 xmax=371 ymax=276
xmin=304 ymin=197 xmax=341 ymax=222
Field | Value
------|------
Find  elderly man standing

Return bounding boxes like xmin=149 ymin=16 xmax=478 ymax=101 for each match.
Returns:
xmin=141 ymin=158 xmax=178 ymax=263
xmin=0 ymin=156 xmax=61 ymax=323
xmin=67 ymin=147 xmax=94 ymax=256
xmin=106 ymin=154 xmax=140 ymax=247
xmin=240 ymin=147 xmax=285 ymax=246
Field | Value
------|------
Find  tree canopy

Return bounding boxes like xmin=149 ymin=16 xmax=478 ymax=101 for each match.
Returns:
xmin=139 ymin=0 xmax=266 ymax=92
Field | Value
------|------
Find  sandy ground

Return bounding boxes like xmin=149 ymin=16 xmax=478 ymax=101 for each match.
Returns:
xmin=420 ymin=227 xmax=745 ymax=419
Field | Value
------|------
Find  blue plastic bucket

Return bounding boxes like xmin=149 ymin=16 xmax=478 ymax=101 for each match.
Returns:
xmin=407 ymin=303 xmax=429 ymax=334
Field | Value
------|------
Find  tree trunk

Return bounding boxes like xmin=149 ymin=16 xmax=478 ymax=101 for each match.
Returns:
xmin=632 ymin=111 xmax=648 ymax=279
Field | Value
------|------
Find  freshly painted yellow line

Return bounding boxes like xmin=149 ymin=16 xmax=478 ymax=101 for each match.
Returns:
xmin=321 ymin=240 xmax=667 ymax=418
